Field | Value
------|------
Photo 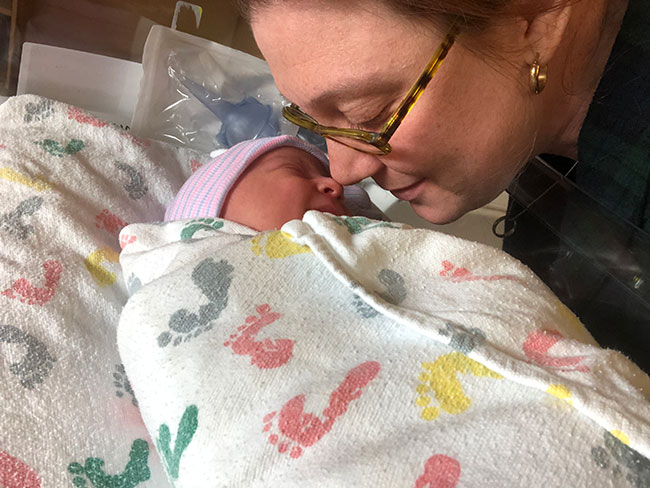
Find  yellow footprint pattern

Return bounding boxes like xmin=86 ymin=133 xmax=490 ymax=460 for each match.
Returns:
xmin=546 ymin=383 xmax=573 ymax=406
xmin=0 ymin=167 xmax=51 ymax=191
xmin=251 ymin=231 xmax=311 ymax=259
xmin=416 ymin=351 xmax=503 ymax=421
xmin=85 ymin=247 xmax=120 ymax=287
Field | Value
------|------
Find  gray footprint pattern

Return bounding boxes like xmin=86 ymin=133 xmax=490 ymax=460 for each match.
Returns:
xmin=591 ymin=431 xmax=650 ymax=487
xmin=24 ymin=98 xmax=54 ymax=123
xmin=115 ymin=162 xmax=148 ymax=200
xmin=127 ymin=273 xmax=142 ymax=295
xmin=438 ymin=322 xmax=486 ymax=354
xmin=157 ymin=258 xmax=234 ymax=347
xmin=0 ymin=324 xmax=56 ymax=389
xmin=114 ymin=363 xmax=138 ymax=407
xmin=354 ymin=269 xmax=406 ymax=319
xmin=0 ymin=196 xmax=43 ymax=240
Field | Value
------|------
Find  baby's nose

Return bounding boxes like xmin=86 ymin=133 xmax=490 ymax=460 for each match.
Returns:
xmin=316 ymin=177 xmax=344 ymax=199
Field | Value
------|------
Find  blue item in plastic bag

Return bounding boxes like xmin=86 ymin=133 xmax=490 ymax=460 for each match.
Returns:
xmin=180 ymin=75 xmax=279 ymax=147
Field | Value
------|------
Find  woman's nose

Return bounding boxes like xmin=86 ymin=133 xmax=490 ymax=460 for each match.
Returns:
xmin=316 ymin=176 xmax=345 ymax=199
xmin=326 ymin=139 xmax=385 ymax=186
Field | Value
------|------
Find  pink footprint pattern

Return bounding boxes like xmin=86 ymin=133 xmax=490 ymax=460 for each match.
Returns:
xmin=119 ymin=233 xmax=137 ymax=249
xmin=523 ymin=329 xmax=589 ymax=372
xmin=0 ymin=450 xmax=42 ymax=487
xmin=67 ymin=106 xmax=108 ymax=127
xmin=440 ymin=260 xmax=523 ymax=284
xmin=190 ymin=159 xmax=203 ymax=173
xmin=415 ymin=455 xmax=461 ymax=488
xmin=95 ymin=209 xmax=129 ymax=235
xmin=2 ymin=260 xmax=62 ymax=306
xmin=224 ymin=304 xmax=293 ymax=369
xmin=263 ymin=361 xmax=381 ymax=459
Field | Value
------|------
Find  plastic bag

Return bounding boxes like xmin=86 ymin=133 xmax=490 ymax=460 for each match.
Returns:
xmin=131 ymin=26 xmax=296 ymax=153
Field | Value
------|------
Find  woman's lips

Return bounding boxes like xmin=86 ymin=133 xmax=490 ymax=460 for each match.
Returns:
xmin=389 ymin=179 xmax=425 ymax=201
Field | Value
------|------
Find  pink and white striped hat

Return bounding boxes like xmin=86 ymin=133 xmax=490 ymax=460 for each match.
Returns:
xmin=165 ymin=135 xmax=380 ymax=222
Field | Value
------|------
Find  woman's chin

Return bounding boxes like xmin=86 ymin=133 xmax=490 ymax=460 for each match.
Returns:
xmin=409 ymin=200 xmax=470 ymax=225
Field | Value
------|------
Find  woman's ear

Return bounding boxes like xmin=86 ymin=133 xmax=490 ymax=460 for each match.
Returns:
xmin=519 ymin=0 xmax=573 ymax=65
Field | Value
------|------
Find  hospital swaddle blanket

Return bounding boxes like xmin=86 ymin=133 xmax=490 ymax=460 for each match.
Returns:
xmin=118 ymin=211 xmax=650 ymax=487
xmin=0 ymin=94 xmax=217 ymax=486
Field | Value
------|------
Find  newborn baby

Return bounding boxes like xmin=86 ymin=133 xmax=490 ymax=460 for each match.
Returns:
xmin=165 ymin=135 xmax=378 ymax=230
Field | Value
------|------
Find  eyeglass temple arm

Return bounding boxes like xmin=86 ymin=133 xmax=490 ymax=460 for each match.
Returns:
xmin=377 ymin=31 xmax=457 ymax=144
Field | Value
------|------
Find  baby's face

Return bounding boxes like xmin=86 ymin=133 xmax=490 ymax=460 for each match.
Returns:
xmin=221 ymin=146 xmax=349 ymax=231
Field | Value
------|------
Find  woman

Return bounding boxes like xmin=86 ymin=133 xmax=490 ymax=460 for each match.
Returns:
xmin=238 ymin=0 xmax=650 ymax=369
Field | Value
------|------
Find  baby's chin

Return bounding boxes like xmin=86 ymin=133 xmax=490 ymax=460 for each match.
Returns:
xmin=312 ymin=204 xmax=348 ymax=217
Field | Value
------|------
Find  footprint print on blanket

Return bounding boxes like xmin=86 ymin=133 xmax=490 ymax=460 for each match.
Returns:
xmin=523 ymin=329 xmax=589 ymax=372
xmin=224 ymin=304 xmax=293 ymax=369
xmin=0 ymin=196 xmax=44 ymax=240
xmin=126 ymin=274 xmax=142 ymax=295
xmin=263 ymin=361 xmax=381 ymax=459
xmin=113 ymin=363 xmax=138 ymax=407
xmin=353 ymin=268 xmax=406 ymax=318
xmin=115 ymin=162 xmax=148 ymax=200
xmin=68 ymin=106 xmax=109 ymax=127
xmin=415 ymin=454 xmax=461 ymax=488
xmin=24 ymin=98 xmax=53 ymax=123
xmin=85 ymin=247 xmax=119 ymax=287
xmin=157 ymin=258 xmax=234 ymax=347
xmin=67 ymin=439 xmax=151 ymax=488
xmin=35 ymin=139 xmax=85 ymax=158
xmin=0 ymin=450 xmax=43 ymax=487
xmin=157 ymin=405 xmax=198 ymax=480
xmin=437 ymin=322 xmax=486 ymax=355
xmin=0 ymin=168 xmax=51 ymax=192
xmin=440 ymin=260 xmax=523 ymax=285
xmin=332 ymin=216 xmax=400 ymax=234
xmin=416 ymin=352 xmax=502 ymax=421
xmin=95 ymin=209 xmax=129 ymax=236
xmin=251 ymin=231 xmax=311 ymax=259
xmin=0 ymin=324 xmax=56 ymax=389
xmin=2 ymin=260 xmax=62 ymax=306
xmin=120 ymin=234 xmax=136 ymax=250
xmin=180 ymin=217 xmax=224 ymax=241
xmin=591 ymin=430 xmax=650 ymax=487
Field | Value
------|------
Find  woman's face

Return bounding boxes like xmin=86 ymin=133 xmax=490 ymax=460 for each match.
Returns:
xmin=253 ymin=3 xmax=544 ymax=223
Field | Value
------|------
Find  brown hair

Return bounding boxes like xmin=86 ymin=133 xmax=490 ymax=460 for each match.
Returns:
xmin=235 ymin=0 xmax=536 ymax=33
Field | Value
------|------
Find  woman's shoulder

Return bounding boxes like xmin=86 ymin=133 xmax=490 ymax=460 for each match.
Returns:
xmin=577 ymin=0 xmax=650 ymax=232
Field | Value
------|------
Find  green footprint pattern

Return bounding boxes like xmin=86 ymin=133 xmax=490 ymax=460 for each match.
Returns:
xmin=332 ymin=216 xmax=399 ymax=235
xmin=35 ymin=139 xmax=84 ymax=157
xmin=180 ymin=218 xmax=224 ymax=241
xmin=157 ymin=258 xmax=234 ymax=347
xmin=157 ymin=405 xmax=199 ymax=480
xmin=67 ymin=439 xmax=150 ymax=488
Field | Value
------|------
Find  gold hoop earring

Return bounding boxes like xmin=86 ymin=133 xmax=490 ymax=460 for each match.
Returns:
xmin=529 ymin=55 xmax=548 ymax=94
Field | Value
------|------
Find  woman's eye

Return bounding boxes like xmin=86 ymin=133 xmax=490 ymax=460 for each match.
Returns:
xmin=350 ymin=109 xmax=390 ymax=131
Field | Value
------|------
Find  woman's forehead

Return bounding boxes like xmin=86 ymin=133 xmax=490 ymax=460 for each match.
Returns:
xmin=253 ymin=3 xmax=439 ymax=106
